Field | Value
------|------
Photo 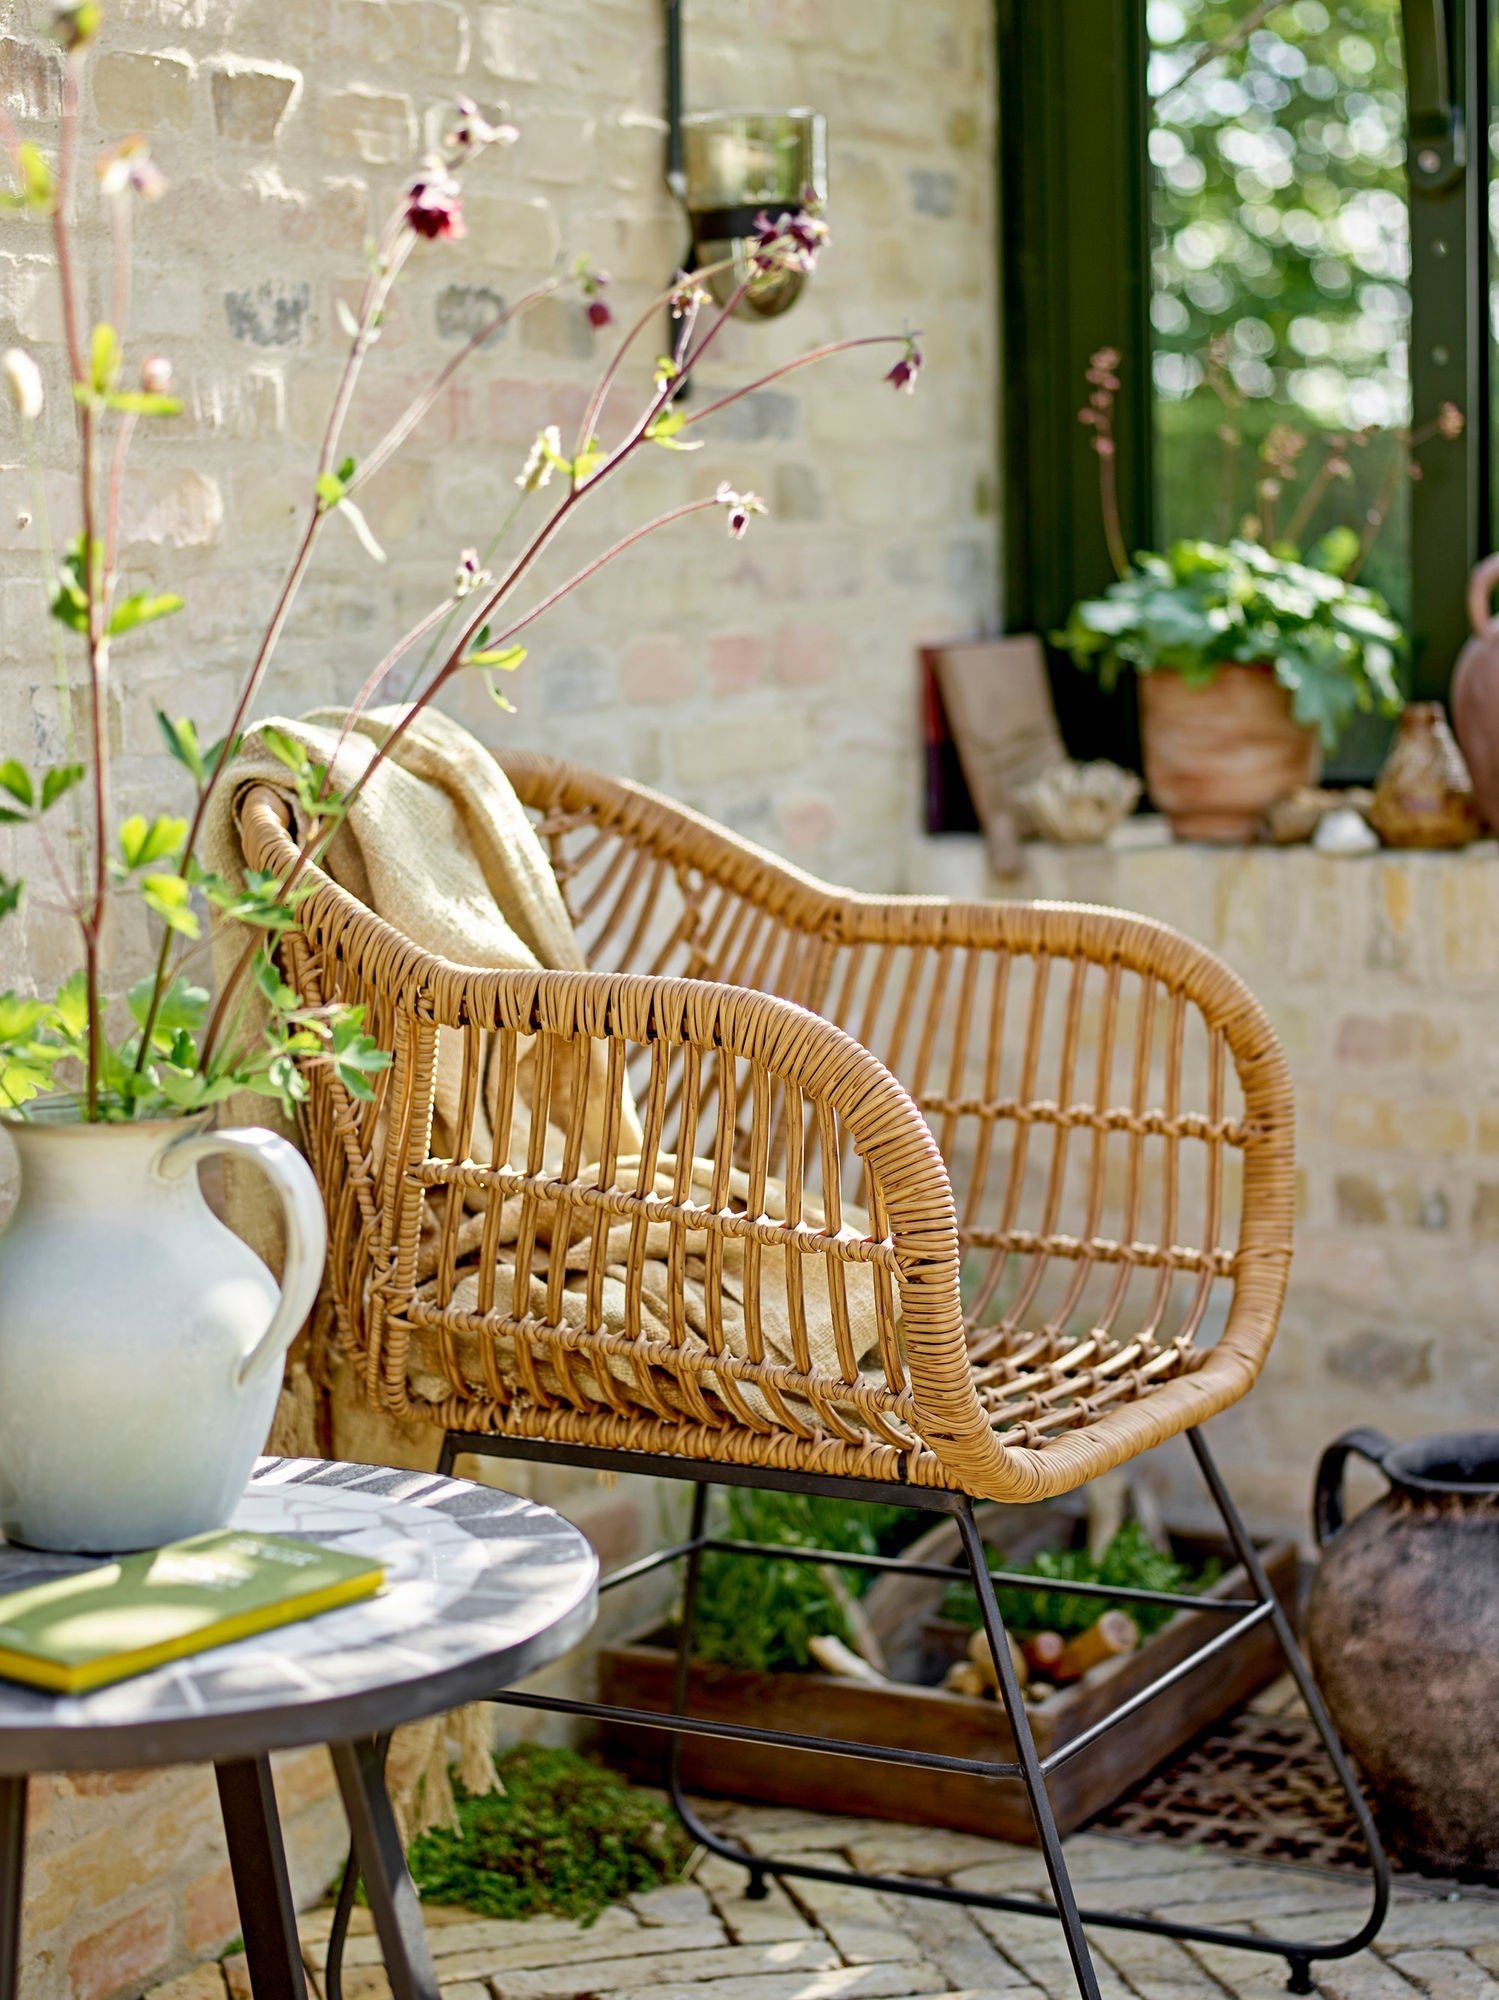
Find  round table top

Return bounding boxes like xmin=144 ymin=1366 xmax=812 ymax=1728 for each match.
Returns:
xmin=0 ymin=1457 xmax=598 ymax=1773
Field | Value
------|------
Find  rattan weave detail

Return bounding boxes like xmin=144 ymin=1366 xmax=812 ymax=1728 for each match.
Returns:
xmin=240 ymin=754 xmax=1294 ymax=1504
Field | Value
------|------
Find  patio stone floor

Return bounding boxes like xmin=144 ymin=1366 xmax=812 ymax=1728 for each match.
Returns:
xmin=151 ymin=1798 xmax=1499 ymax=2000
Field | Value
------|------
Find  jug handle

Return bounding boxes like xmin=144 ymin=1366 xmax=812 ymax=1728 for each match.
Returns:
xmin=1313 ymin=1427 xmax=1393 ymax=1547
xmin=161 ymin=1126 xmax=328 ymax=1392
xmin=1468 ymin=553 xmax=1499 ymax=638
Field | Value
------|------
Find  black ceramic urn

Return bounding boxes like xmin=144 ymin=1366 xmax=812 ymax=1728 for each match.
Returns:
xmin=1307 ymin=1428 xmax=1499 ymax=1876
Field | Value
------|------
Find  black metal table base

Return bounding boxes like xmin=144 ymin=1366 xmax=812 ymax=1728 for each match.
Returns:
xmin=0 ymin=1744 xmax=438 ymax=2000
xmin=411 ymin=1424 xmax=1389 ymax=2000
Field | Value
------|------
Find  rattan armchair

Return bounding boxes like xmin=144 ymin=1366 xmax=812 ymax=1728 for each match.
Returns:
xmin=240 ymin=754 xmax=1385 ymax=2000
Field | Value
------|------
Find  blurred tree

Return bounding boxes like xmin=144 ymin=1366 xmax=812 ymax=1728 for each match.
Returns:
xmin=1146 ymin=0 xmax=1410 ymax=614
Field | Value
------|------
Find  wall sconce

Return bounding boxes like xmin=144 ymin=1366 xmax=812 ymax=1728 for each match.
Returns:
xmin=665 ymin=2 xmax=827 ymax=321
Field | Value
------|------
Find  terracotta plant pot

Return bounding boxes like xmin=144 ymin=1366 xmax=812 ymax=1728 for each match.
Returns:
xmin=1307 ymin=1429 xmax=1499 ymax=1878
xmin=1138 ymin=663 xmax=1321 ymax=842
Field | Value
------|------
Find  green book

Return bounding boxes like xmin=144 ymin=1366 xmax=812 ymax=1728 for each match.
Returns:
xmin=0 ymin=1530 xmax=385 ymax=1694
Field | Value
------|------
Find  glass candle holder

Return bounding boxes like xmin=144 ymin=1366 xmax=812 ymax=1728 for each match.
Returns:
xmin=682 ymin=108 xmax=827 ymax=318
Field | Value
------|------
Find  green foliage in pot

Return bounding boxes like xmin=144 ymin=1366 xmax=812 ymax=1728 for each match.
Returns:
xmin=941 ymin=1519 xmax=1221 ymax=1643
xmin=1055 ymin=535 xmax=1406 ymax=749
xmin=691 ymin=1489 xmax=919 ymax=1674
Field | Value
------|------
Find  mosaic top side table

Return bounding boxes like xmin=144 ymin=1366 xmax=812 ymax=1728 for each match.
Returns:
xmin=0 ymin=1457 xmax=599 ymax=2000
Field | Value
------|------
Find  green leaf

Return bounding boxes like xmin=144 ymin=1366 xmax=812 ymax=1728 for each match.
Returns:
xmin=119 ymin=814 xmax=188 ymax=870
xmin=0 ymin=993 xmax=49 ymax=1044
xmin=109 ymin=590 xmax=185 ymax=638
xmin=644 ymin=408 xmax=701 ymax=452
xmin=0 ymin=1055 xmax=56 ymax=1109
xmin=127 ymin=974 xmax=208 ymax=1036
xmin=336 ymin=455 xmax=356 ymax=486
xmin=103 ymin=391 xmax=182 ymax=416
xmin=17 ymin=142 xmax=54 ymax=211
xmin=157 ymin=712 xmax=206 ymax=784
xmin=140 ymin=872 xmax=201 ymax=937
xmin=314 ymin=471 xmax=346 ymax=507
xmin=0 ymin=876 xmax=20 ymax=921
xmin=0 ymin=761 xmax=33 ymax=810
xmin=53 ymin=971 xmax=90 ymax=1043
xmin=50 ymin=535 xmax=92 ymax=634
xmin=49 ymin=574 xmax=89 ymax=633
xmin=89 ymin=321 xmax=120 ymax=398
xmin=259 ymin=726 xmax=309 ymax=774
xmin=40 ymin=763 xmax=83 ymax=811
xmin=252 ymin=950 xmax=298 ymax=1013
xmin=337 ymin=496 xmax=386 ymax=565
xmin=463 ymin=643 xmax=526 ymax=671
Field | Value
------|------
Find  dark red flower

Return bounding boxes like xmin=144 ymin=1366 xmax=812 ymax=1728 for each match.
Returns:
xmin=886 ymin=341 xmax=923 ymax=394
xmin=750 ymin=207 xmax=829 ymax=276
xmin=587 ymin=297 xmax=614 ymax=330
xmin=405 ymin=172 xmax=466 ymax=241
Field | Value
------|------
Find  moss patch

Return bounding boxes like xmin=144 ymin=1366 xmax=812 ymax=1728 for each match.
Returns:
xmin=405 ymin=1744 xmax=690 ymax=1925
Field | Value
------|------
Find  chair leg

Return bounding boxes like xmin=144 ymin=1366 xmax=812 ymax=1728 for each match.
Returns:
xmin=955 ymin=1499 xmax=1104 ymax=2000
xmin=663 ymin=1484 xmax=778 ymax=1899
xmin=1187 ymin=1429 xmax=1391 ymax=1989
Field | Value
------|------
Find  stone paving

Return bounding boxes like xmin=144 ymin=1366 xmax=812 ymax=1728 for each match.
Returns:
xmin=149 ymin=1799 xmax=1499 ymax=2000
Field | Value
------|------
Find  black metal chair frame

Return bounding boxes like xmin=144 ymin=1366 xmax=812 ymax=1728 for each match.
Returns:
xmin=324 ymin=1424 xmax=1389 ymax=2000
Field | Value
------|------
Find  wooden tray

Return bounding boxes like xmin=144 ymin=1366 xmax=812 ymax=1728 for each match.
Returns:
xmin=597 ymin=1524 xmax=1298 ymax=1843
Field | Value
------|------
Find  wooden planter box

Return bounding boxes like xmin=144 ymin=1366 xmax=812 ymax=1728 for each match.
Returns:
xmin=597 ymin=1522 xmax=1298 ymax=1844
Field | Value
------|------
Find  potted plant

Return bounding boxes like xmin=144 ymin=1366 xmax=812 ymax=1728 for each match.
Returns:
xmin=0 ymin=7 xmax=921 ymax=1552
xmin=1054 ymin=349 xmax=1456 ymax=842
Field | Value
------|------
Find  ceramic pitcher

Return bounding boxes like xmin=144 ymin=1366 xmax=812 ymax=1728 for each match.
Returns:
xmin=0 ymin=1111 xmax=326 ymax=1553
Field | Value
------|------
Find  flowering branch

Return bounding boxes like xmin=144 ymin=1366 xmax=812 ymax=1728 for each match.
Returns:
xmin=1078 ymin=348 xmax=1130 ymax=581
xmin=0 ymin=35 xmax=922 ymax=1125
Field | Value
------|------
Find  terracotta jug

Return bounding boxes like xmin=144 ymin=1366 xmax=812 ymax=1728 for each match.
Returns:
xmin=1452 ymin=552 xmax=1499 ymax=831
xmin=1306 ymin=1429 xmax=1499 ymax=1876
xmin=1367 ymin=702 xmax=1481 ymax=849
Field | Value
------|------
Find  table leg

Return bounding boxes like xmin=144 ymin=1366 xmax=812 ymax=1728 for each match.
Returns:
xmin=215 ymin=1760 xmax=308 ymax=2000
xmin=0 ymin=1777 xmax=24 ymax=2000
xmin=331 ymin=1739 xmax=439 ymax=2000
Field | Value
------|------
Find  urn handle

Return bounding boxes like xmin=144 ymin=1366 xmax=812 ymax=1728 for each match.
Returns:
xmin=1313 ymin=1427 xmax=1394 ymax=1547
xmin=160 ymin=1126 xmax=328 ymax=1392
xmin=1468 ymin=553 xmax=1499 ymax=638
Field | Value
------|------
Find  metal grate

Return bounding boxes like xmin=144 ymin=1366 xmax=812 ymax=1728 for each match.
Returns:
xmin=1091 ymin=1709 xmax=1499 ymax=1892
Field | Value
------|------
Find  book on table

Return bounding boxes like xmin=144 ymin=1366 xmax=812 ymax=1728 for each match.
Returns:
xmin=0 ymin=1531 xmax=385 ymax=1694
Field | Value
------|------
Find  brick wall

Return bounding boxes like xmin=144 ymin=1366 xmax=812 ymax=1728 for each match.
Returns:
xmin=0 ymin=2 xmax=996 ymax=1995
xmin=20 ymin=1753 xmax=343 ymax=2000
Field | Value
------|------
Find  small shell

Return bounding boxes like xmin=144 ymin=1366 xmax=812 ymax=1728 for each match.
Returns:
xmin=1312 ymin=806 xmax=1380 ymax=856
xmin=1016 ymin=760 xmax=1142 ymax=844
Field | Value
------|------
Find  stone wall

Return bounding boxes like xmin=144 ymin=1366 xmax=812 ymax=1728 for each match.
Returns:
xmin=913 ymin=827 xmax=1499 ymax=1547
xmin=0 ymin=1 xmax=997 ymax=1995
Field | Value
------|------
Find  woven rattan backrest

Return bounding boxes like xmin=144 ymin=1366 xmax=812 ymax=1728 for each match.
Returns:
xmin=239 ymin=757 xmax=1292 ymax=1504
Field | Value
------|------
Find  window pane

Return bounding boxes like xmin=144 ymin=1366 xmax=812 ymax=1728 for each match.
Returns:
xmin=1146 ymin=0 xmax=1411 ymax=658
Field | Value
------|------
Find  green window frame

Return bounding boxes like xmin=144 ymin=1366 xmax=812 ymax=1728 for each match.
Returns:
xmin=998 ymin=0 xmax=1492 ymax=756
